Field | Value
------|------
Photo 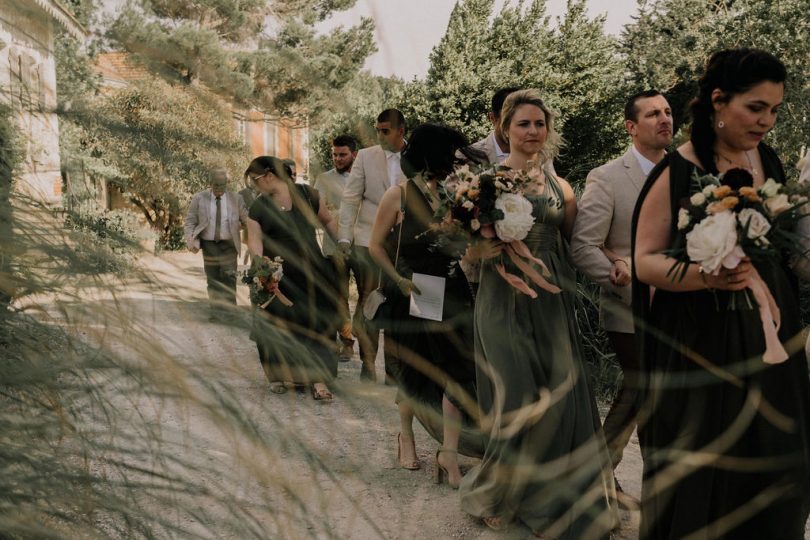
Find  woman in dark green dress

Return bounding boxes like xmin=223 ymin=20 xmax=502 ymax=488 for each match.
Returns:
xmin=632 ymin=49 xmax=810 ymax=539
xmin=368 ymin=124 xmax=486 ymax=485
xmin=458 ymin=90 xmax=615 ymax=539
xmin=245 ymin=156 xmax=339 ymax=400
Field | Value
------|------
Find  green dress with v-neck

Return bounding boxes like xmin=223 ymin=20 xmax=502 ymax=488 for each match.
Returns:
xmin=459 ymin=173 xmax=615 ymax=539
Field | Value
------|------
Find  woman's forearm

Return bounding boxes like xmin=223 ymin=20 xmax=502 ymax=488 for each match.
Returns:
xmin=635 ymin=253 xmax=710 ymax=292
xmin=368 ymin=241 xmax=401 ymax=285
xmin=247 ymin=219 xmax=264 ymax=257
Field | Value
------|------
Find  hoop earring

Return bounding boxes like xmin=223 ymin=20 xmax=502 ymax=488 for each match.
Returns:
xmin=717 ymin=120 xmax=725 ymax=129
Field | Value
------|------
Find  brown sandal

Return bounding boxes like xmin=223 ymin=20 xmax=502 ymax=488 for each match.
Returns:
xmin=310 ymin=384 xmax=333 ymax=401
xmin=269 ymin=382 xmax=287 ymax=394
xmin=483 ymin=516 xmax=506 ymax=531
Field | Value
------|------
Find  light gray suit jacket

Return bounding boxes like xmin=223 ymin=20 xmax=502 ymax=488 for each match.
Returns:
xmin=470 ymin=131 xmax=558 ymax=176
xmin=338 ymin=145 xmax=405 ymax=248
xmin=570 ymin=147 xmax=646 ymax=333
xmin=183 ymin=190 xmax=248 ymax=255
xmin=314 ymin=168 xmax=348 ymax=256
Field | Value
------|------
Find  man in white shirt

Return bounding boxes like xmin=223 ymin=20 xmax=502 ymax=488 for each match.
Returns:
xmin=337 ymin=109 xmax=407 ymax=382
xmin=184 ymin=168 xmax=249 ymax=321
xmin=314 ymin=135 xmax=358 ymax=361
xmin=570 ymin=90 xmax=673 ymax=500
xmin=470 ymin=87 xmax=518 ymax=165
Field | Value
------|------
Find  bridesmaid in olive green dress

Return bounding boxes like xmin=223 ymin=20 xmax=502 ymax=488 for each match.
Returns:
xmin=459 ymin=90 xmax=616 ymax=540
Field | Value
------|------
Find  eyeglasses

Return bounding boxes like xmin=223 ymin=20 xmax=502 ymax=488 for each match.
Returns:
xmin=248 ymin=173 xmax=266 ymax=183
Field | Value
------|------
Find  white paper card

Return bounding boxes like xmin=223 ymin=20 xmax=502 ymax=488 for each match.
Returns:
xmin=409 ymin=273 xmax=446 ymax=321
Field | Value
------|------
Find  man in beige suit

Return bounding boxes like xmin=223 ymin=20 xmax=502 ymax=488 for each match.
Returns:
xmin=470 ymin=87 xmax=518 ymax=165
xmin=184 ymin=168 xmax=249 ymax=321
xmin=314 ymin=135 xmax=358 ymax=360
xmin=338 ymin=109 xmax=407 ymax=382
xmin=571 ymin=90 xmax=673 ymax=495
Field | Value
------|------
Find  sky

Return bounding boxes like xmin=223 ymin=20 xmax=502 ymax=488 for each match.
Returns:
xmin=318 ymin=0 xmax=640 ymax=80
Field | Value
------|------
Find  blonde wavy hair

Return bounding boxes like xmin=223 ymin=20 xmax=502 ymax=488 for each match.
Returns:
xmin=499 ymin=89 xmax=563 ymax=164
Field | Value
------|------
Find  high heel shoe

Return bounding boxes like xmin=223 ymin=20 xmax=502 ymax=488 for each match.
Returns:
xmin=397 ymin=433 xmax=420 ymax=470
xmin=434 ymin=448 xmax=461 ymax=489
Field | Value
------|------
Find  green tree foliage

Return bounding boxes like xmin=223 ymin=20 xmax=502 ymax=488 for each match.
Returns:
xmin=68 ymin=81 xmax=250 ymax=246
xmin=107 ymin=0 xmax=266 ymax=99
xmin=313 ymin=0 xmax=628 ymax=184
xmin=249 ymin=11 xmax=376 ymax=117
xmin=64 ymin=0 xmax=373 ymax=245
xmin=424 ymin=0 xmax=497 ymax=139
xmin=108 ymin=0 xmax=376 ymax=115
xmin=544 ymin=0 xmax=628 ymax=180
xmin=622 ymin=0 xmax=810 ymax=167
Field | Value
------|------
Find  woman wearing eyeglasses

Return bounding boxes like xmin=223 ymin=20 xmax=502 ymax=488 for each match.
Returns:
xmin=245 ymin=155 xmax=340 ymax=400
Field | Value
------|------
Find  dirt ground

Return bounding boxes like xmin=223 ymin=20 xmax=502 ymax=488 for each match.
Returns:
xmin=53 ymin=249 xmax=808 ymax=539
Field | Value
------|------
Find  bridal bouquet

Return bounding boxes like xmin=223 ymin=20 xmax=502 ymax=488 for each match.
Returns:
xmin=243 ymin=255 xmax=293 ymax=309
xmin=667 ymin=168 xmax=810 ymax=363
xmin=434 ymin=163 xmax=561 ymax=297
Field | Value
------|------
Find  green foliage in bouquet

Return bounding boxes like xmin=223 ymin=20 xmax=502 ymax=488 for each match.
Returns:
xmin=243 ymin=255 xmax=286 ymax=307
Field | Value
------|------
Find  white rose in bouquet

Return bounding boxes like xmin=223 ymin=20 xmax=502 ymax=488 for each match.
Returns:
xmin=685 ymin=209 xmax=745 ymax=274
xmin=494 ymin=193 xmax=535 ymax=242
xmin=760 ymin=178 xmax=781 ymax=198
xmin=764 ymin=193 xmax=792 ymax=217
xmin=737 ymin=208 xmax=771 ymax=245
xmin=677 ymin=208 xmax=691 ymax=230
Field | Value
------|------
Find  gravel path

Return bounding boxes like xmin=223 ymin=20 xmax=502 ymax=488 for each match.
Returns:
xmin=54 ymin=249 xmax=807 ymax=539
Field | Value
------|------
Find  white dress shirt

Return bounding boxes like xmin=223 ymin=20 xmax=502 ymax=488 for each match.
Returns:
xmin=631 ymin=145 xmax=657 ymax=177
xmin=201 ymin=191 xmax=232 ymax=241
xmin=385 ymin=149 xmax=402 ymax=187
xmin=490 ymin=132 xmax=508 ymax=164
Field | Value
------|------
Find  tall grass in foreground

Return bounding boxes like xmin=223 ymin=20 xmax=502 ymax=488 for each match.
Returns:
xmin=1 ymin=100 xmax=371 ymax=537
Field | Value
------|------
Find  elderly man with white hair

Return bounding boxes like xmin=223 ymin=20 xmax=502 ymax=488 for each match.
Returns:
xmin=184 ymin=167 xmax=249 ymax=322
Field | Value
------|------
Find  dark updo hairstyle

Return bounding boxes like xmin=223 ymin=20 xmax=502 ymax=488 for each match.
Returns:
xmin=689 ymin=48 xmax=786 ymax=173
xmin=244 ymin=156 xmax=294 ymax=185
xmin=400 ymin=123 xmax=486 ymax=179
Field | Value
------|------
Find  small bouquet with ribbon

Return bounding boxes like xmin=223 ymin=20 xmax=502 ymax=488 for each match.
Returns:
xmin=667 ymin=168 xmax=810 ymax=364
xmin=434 ymin=163 xmax=561 ymax=297
xmin=242 ymin=255 xmax=293 ymax=309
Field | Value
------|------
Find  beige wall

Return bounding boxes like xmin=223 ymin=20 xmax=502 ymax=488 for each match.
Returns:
xmin=0 ymin=0 xmax=63 ymax=204
xmin=236 ymin=107 xmax=309 ymax=181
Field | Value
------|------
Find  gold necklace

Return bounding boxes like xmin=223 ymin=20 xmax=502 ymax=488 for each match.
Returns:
xmin=715 ymin=150 xmax=758 ymax=176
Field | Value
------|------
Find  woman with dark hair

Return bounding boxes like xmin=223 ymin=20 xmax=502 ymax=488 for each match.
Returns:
xmin=632 ymin=49 xmax=810 ymax=538
xmin=368 ymin=123 xmax=485 ymax=484
xmin=246 ymin=155 xmax=339 ymax=400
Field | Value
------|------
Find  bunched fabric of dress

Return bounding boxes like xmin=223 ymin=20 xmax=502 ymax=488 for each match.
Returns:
xmin=459 ymin=173 xmax=616 ymax=539
xmin=248 ymin=184 xmax=339 ymax=384
xmin=630 ymin=146 xmax=810 ymax=539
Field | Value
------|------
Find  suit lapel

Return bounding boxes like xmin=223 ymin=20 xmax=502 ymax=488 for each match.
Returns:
xmin=622 ymin=148 xmax=645 ymax=191
xmin=374 ymin=146 xmax=390 ymax=190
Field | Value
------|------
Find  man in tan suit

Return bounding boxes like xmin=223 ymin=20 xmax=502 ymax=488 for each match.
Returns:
xmin=338 ymin=109 xmax=407 ymax=382
xmin=571 ymin=90 xmax=673 ymax=495
xmin=470 ymin=87 xmax=518 ymax=165
xmin=184 ymin=168 xmax=249 ymax=321
xmin=314 ymin=135 xmax=358 ymax=360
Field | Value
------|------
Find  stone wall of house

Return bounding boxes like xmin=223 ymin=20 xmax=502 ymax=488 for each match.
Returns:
xmin=0 ymin=0 xmax=63 ymax=204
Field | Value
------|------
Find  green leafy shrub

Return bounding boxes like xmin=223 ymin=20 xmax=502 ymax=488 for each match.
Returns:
xmin=64 ymin=207 xmax=151 ymax=273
